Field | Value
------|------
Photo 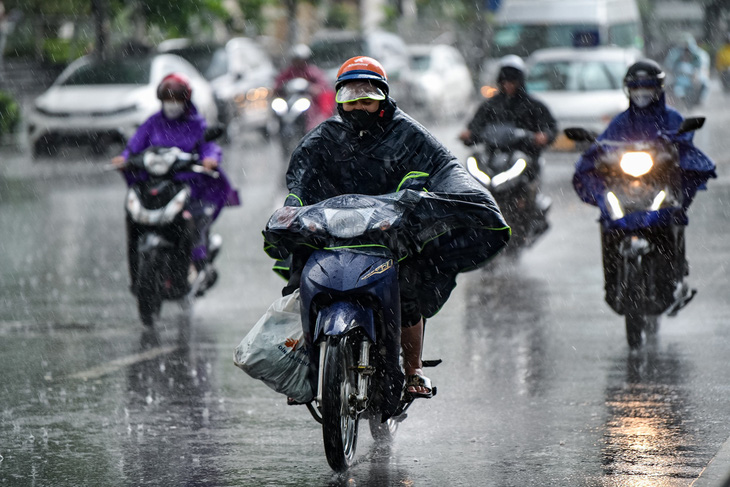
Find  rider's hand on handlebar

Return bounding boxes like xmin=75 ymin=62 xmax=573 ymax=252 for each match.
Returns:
xmin=534 ymin=132 xmax=550 ymax=147
xmin=201 ymin=157 xmax=219 ymax=171
xmin=111 ymin=155 xmax=126 ymax=168
xmin=459 ymin=129 xmax=475 ymax=146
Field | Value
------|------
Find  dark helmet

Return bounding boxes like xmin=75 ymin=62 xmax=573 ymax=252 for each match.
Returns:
xmin=156 ymin=73 xmax=192 ymax=102
xmin=335 ymin=56 xmax=389 ymax=97
xmin=623 ymin=60 xmax=665 ymax=91
xmin=497 ymin=55 xmax=526 ymax=84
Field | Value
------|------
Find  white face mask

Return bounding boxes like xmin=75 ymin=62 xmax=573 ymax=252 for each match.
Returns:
xmin=162 ymin=101 xmax=186 ymax=119
xmin=630 ymin=88 xmax=657 ymax=108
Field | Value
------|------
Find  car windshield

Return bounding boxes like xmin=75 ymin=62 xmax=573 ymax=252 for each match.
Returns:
xmin=61 ymin=57 xmax=153 ymax=85
xmin=165 ymin=45 xmax=220 ymax=78
xmin=310 ymin=39 xmax=365 ymax=69
xmin=493 ymin=24 xmax=600 ymax=57
xmin=409 ymin=54 xmax=431 ymax=71
xmin=526 ymin=60 xmax=625 ymax=92
xmin=204 ymin=48 xmax=228 ymax=80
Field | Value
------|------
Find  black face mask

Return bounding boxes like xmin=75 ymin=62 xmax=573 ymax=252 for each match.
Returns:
xmin=338 ymin=105 xmax=381 ymax=133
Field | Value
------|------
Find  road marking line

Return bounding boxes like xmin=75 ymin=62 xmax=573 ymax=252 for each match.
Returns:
xmin=63 ymin=345 xmax=179 ymax=381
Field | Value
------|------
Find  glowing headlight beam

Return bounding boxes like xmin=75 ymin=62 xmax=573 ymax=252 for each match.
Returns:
xmin=650 ymin=190 xmax=667 ymax=211
xmin=492 ymin=158 xmax=527 ymax=187
xmin=271 ymin=98 xmax=287 ymax=115
xmin=606 ymin=191 xmax=624 ymax=219
xmin=292 ymin=97 xmax=311 ymax=113
xmin=466 ymin=156 xmax=491 ymax=186
xmin=620 ymin=151 xmax=654 ymax=177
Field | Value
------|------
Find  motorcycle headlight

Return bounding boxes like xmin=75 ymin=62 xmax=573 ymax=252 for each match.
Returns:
xmin=126 ymin=190 xmax=143 ymax=220
xmin=291 ymin=97 xmax=311 ymax=114
xmin=492 ymin=158 xmax=527 ymax=187
xmin=324 ymin=208 xmax=375 ymax=239
xmin=620 ymin=151 xmax=653 ymax=178
xmin=650 ymin=190 xmax=667 ymax=211
xmin=271 ymin=98 xmax=288 ymax=115
xmin=300 ymin=215 xmax=324 ymax=233
xmin=144 ymin=148 xmax=180 ymax=176
xmin=466 ymin=156 xmax=491 ymax=186
xmin=161 ymin=188 xmax=190 ymax=224
xmin=606 ymin=191 xmax=624 ymax=219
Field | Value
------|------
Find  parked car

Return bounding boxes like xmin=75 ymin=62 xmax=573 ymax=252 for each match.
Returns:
xmin=524 ymin=46 xmax=640 ymax=150
xmin=28 ymin=53 xmax=218 ymax=158
xmin=405 ymin=43 xmax=475 ymax=120
xmin=308 ymin=30 xmax=411 ymax=103
xmin=158 ymin=37 xmax=277 ymax=136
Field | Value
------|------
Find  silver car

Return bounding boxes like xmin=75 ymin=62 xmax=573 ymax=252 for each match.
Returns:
xmin=406 ymin=43 xmax=475 ymax=120
xmin=524 ymin=46 xmax=641 ymax=150
xmin=27 ymin=53 xmax=218 ymax=158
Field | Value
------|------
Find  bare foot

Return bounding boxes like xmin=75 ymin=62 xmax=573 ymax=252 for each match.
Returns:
xmin=405 ymin=367 xmax=431 ymax=395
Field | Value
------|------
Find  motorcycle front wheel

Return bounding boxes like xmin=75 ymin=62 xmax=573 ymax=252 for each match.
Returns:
xmin=321 ymin=334 xmax=360 ymax=471
xmin=137 ymin=258 xmax=162 ymax=327
xmin=623 ymin=257 xmax=662 ymax=349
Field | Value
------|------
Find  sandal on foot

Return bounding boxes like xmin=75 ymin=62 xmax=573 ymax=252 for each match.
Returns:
xmin=405 ymin=374 xmax=435 ymax=399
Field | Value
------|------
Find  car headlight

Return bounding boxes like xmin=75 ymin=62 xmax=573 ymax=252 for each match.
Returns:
xmin=620 ymin=151 xmax=653 ymax=178
xmin=104 ymin=104 xmax=138 ymax=116
xmin=324 ymin=208 xmax=374 ymax=239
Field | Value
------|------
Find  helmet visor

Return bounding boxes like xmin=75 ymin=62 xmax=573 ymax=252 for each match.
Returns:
xmin=335 ymin=80 xmax=386 ymax=103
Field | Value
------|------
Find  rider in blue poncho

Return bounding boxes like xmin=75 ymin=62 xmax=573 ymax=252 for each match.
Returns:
xmin=573 ymin=59 xmax=716 ymax=313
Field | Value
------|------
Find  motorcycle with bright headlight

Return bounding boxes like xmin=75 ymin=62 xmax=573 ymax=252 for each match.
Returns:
xmin=118 ymin=128 xmax=224 ymax=327
xmin=465 ymin=124 xmax=550 ymax=253
xmin=271 ymin=77 xmax=313 ymax=159
xmin=566 ymin=117 xmax=706 ymax=348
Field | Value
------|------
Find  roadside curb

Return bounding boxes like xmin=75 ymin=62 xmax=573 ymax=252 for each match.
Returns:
xmin=693 ymin=436 xmax=730 ymax=487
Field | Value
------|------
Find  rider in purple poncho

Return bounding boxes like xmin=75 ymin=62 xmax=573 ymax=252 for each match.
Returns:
xmin=112 ymin=73 xmax=240 ymax=289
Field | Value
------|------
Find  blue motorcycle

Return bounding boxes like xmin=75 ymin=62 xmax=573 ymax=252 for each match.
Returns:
xmin=264 ymin=192 xmax=440 ymax=471
xmin=566 ymin=117 xmax=706 ymax=348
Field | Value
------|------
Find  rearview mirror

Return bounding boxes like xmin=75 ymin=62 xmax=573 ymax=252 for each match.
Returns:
xmin=677 ymin=117 xmax=705 ymax=135
xmin=563 ymin=127 xmax=596 ymax=143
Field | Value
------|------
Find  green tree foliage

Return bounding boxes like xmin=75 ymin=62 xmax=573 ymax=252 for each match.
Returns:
xmin=0 ymin=91 xmax=20 ymax=136
xmin=137 ymin=0 xmax=229 ymax=37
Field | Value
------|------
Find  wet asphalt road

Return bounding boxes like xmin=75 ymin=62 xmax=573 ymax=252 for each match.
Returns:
xmin=1 ymin=88 xmax=730 ymax=486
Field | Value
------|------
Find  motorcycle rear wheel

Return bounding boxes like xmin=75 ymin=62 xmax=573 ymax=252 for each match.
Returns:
xmin=322 ymin=334 xmax=360 ymax=471
xmin=369 ymin=415 xmax=398 ymax=443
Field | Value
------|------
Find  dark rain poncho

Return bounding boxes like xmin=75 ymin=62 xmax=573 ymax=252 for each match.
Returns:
xmin=270 ymin=97 xmax=510 ymax=319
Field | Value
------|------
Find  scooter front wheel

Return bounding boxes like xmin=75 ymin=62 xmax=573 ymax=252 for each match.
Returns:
xmin=137 ymin=259 xmax=162 ymax=327
xmin=321 ymin=334 xmax=360 ymax=471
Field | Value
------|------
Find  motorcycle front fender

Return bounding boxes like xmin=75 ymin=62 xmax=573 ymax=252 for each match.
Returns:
xmin=138 ymin=232 xmax=175 ymax=253
xmin=314 ymin=302 xmax=375 ymax=344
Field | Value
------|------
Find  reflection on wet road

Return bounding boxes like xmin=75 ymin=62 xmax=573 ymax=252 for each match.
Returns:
xmin=1 ymin=101 xmax=730 ymax=485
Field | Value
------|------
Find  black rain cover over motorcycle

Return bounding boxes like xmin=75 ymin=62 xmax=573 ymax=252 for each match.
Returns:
xmin=265 ymin=98 xmax=511 ymax=317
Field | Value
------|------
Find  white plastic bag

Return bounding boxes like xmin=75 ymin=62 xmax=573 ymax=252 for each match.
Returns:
xmin=233 ymin=290 xmax=313 ymax=403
